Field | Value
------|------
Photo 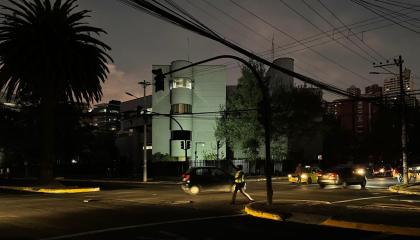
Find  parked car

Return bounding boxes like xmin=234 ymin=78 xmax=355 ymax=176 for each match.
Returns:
xmin=288 ymin=166 xmax=322 ymax=184
xmin=181 ymin=166 xmax=234 ymax=195
xmin=318 ymin=165 xmax=367 ymax=188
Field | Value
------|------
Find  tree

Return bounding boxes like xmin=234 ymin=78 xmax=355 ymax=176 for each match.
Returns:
xmin=216 ymin=61 xmax=323 ymax=167
xmin=0 ymin=0 xmax=112 ymax=183
xmin=215 ymin=60 xmax=265 ymax=161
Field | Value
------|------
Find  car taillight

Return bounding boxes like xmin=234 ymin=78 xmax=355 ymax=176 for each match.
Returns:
xmin=328 ymin=173 xmax=338 ymax=179
xmin=182 ymin=173 xmax=190 ymax=182
xmin=316 ymin=173 xmax=322 ymax=177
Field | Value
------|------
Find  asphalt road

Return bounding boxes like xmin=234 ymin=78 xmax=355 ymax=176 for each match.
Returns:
xmin=0 ymin=177 xmax=419 ymax=239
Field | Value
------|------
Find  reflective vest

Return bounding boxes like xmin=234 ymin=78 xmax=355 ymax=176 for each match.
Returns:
xmin=235 ymin=170 xmax=245 ymax=183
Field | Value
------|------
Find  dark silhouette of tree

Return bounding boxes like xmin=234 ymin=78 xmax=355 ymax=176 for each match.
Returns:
xmin=0 ymin=0 xmax=112 ymax=183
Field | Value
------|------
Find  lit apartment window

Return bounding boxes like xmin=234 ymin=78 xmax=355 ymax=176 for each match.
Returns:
xmin=171 ymin=104 xmax=192 ymax=114
xmin=172 ymin=78 xmax=192 ymax=89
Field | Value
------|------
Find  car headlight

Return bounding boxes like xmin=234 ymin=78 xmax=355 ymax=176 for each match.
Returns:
xmin=288 ymin=174 xmax=292 ymax=178
xmin=301 ymin=173 xmax=308 ymax=179
xmin=355 ymin=168 xmax=365 ymax=175
xmin=379 ymin=168 xmax=385 ymax=173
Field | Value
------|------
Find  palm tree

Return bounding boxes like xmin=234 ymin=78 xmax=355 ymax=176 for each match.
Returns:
xmin=0 ymin=0 xmax=112 ymax=183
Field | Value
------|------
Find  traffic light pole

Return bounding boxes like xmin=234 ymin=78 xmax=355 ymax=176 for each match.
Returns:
xmin=139 ymin=80 xmax=151 ymax=182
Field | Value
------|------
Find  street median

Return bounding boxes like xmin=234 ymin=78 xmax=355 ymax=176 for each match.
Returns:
xmin=0 ymin=185 xmax=100 ymax=193
xmin=244 ymin=203 xmax=284 ymax=221
xmin=245 ymin=200 xmax=420 ymax=237
xmin=389 ymin=183 xmax=420 ymax=195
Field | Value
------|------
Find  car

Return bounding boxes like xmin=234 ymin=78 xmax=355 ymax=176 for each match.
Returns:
xmin=288 ymin=166 xmax=322 ymax=184
xmin=393 ymin=164 xmax=420 ymax=183
xmin=181 ymin=166 xmax=234 ymax=195
xmin=318 ymin=165 xmax=367 ymax=188
xmin=372 ymin=164 xmax=393 ymax=177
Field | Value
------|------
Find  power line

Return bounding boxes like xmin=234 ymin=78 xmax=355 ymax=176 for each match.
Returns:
xmin=317 ymin=0 xmax=386 ymax=60
xmin=351 ymin=0 xmax=420 ymax=35
xmin=229 ymin=0 xmax=374 ymax=83
xmin=200 ymin=0 xmax=272 ymax=44
xmin=183 ymin=0 xmax=268 ymax=50
xmin=282 ymin=0 xmax=374 ymax=64
xmin=191 ymin=3 xmax=420 ymax=79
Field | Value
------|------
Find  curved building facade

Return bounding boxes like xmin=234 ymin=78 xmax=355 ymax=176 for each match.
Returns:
xmin=152 ymin=60 xmax=227 ymax=162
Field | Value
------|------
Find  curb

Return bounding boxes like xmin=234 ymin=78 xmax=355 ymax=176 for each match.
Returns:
xmin=0 ymin=186 xmax=100 ymax=193
xmin=321 ymin=219 xmax=420 ymax=237
xmin=244 ymin=204 xmax=283 ymax=221
xmin=389 ymin=184 xmax=420 ymax=195
xmin=244 ymin=204 xmax=420 ymax=237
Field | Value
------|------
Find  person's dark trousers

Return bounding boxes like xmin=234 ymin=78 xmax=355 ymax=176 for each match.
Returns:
xmin=231 ymin=183 xmax=253 ymax=204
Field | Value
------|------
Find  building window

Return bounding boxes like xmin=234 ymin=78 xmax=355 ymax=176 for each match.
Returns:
xmin=171 ymin=77 xmax=192 ymax=89
xmin=171 ymin=104 xmax=192 ymax=114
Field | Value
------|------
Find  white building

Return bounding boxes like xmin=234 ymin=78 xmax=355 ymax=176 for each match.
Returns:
xmin=152 ymin=60 xmax=227 ymax=162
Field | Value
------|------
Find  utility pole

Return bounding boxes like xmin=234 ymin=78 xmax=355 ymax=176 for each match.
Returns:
xmin=139 ymin=80 xmax=152 ymax=182
xmin=397 ymin=56 xmax=409 ymax=184
xmin=372 ymin=55 xmax=408 ymax=184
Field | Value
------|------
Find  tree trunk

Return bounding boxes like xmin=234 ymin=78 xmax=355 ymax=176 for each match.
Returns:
xmin=39 ymin=86 xmax=55 ymax=184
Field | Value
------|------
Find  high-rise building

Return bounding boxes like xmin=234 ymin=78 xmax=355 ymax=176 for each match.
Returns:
xmin=346 ymin=85 xmax=361 ymax=97
xmin=365 ymin=84 xmax=382 ymax=98
xmin=327 ymin=98 xmax=379 ymax=135
xmin=383 ymin=68 xmax=416 ymax=107
xmin=87 ymin=100 xmax=121 ymax=131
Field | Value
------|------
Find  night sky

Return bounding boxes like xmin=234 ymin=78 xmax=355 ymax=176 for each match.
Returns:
xmin=3 ymin=0 xmax=420 ymax=103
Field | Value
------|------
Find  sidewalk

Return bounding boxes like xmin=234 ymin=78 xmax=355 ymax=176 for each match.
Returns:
xmin=389 ymin=183 xmax=420 ymax=195
xmin=245 ymin=200 xmax=420 ymax=237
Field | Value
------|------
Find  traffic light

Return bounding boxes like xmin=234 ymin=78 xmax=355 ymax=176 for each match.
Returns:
xmin=186 ymin=141 xmax=191 ymax=150
xmin=152 ymin=68 xmax=165 ymax=92
xmin=181 ymin=141 xmax=185 ymax=150
xmin=136 ymin=106 xmax=143 ymax=117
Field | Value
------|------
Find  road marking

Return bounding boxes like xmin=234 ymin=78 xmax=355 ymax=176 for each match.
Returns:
xmin=40 ymin=214 xmax=245 ymax=240
xmin=347 ymin=203 xmax=420 ymax=212
xmin=331 ymin=195 xmax=394 ymax=204
xmin=390 ymin=198 xmax=420 ymax=203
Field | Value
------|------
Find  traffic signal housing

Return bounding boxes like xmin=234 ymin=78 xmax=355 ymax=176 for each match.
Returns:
xmin=152 ymin=68 xmax=165 ymax=92
xmin=186 ymin=140 xmax=191 ymax=150
xmin=136 ymin=105 xmax=143 ymax=117
xmin=181 ymin=141 xmax=185 ymax=150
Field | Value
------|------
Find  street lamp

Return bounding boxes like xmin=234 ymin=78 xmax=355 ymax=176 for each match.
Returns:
xmin=194 ymin=142 xmax=205 ymax=161
xmin=125 ymin=91 xmax=149 ymax=183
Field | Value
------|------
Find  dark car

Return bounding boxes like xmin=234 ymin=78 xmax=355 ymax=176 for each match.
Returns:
xmin=181 ymin=166 xmax=234 ymax=195
xmin=318 ymin=165 xmax=367 ymax=189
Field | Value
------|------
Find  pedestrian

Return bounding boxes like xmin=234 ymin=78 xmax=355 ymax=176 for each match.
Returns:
xmin=295 ymin=163 xmax=302 ymax=184
xmin=231 ymin=165 xmax=254 ymax=204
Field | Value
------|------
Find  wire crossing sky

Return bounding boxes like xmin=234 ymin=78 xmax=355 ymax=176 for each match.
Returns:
xmin=2 ymin=0 xmax=419 ymax=102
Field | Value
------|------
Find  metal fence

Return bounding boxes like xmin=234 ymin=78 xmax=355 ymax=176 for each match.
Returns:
xmin=189 ymin=160 xmax=285 ymax=175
